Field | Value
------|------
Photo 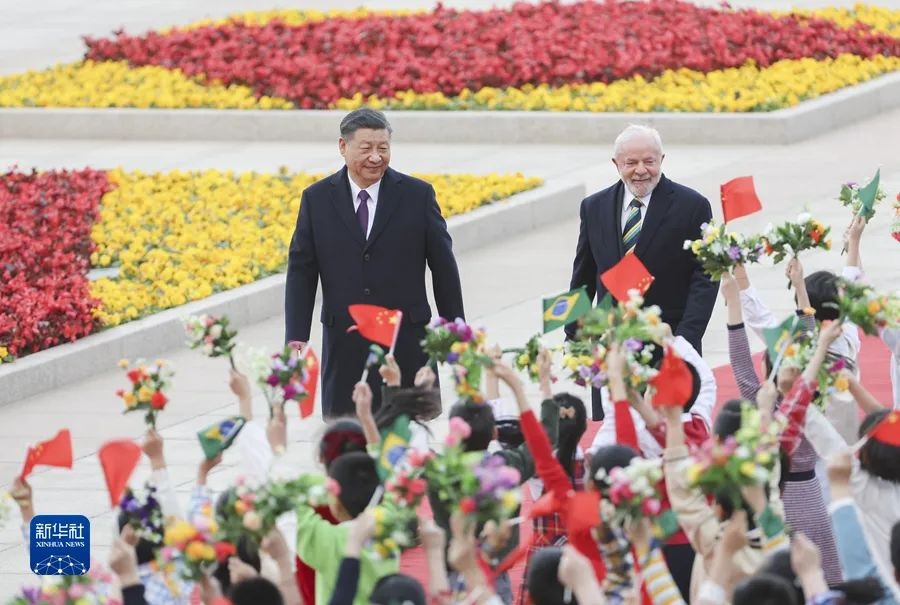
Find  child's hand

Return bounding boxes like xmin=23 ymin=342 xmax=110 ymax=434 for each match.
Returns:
xmin=197 ymin=453 xmax=223 ymax=486
xmin=757 ymin=381 xmax=778 ymax=417
xmin=659 ymin=402 xmax=682 ymax=426
xmin=266 ymin=405 xmax=287 ymax=455
xmin=624 ymin=517 xmax=652 ymax=553
xmin=480 ymin=519 xmax=512 ymax=555
xmin=379 ymin=354 xmax=401 ymax=387
xmin=228 ymin=556 xmax=259 ymax=584
xmin=490 ymin=359 xmax=525 ymax=392
xmin=720 ymin=271 xmax=740 ymax=303
xmin=732 ymin=264 xmax=750 ymax=289
xmin=414 ymin=365 xmax=437 ymax=389
xmin=845 ymin=214 xmax=866 ymax=248
xmin=353 ymin=382 xmax=374 ymax=419
xmin=447 ymin=512 xmax=479 ymax=572
xmin=228 ymin=369 xmax=252 ymax=402
xmin=109 ymin=526 xmax=140 ymax=587
xmin=261 ymin=527 xmax=290 ymax=562
xmin=537 ymin=348 xmax=553 ymax=396
xmin=141 ymin=429 xmax=165 ymax=470
xmin=790 ymin=532 xmax=822 ymax=580
xmin=785 ymin=257 xmax=805 ymax=287
xmin=719 ymin=510 xmax=749 ymax=556
xmin=419 ymin=519 xmax=446 ymax=553
xmin=487 ymin=344 xmax=503 ymax=363
xmin=818 ymin=320 xmax=844 ymax=349
xmin=9 ymin=477 xmax=33 ymax=513
xmin=346 ymin=510 xmax=376 ymax=557
xmin=557 ymin=544 xmax=595 ymax=590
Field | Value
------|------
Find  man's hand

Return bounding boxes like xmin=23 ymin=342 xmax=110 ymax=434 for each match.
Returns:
xmin=267 ymin=404 xmax=287 ymax=455
xmin=142 ymin=429 xmax=166 ymax=470
xmin=287 ymin=341 xmax=306 ymax=352
xmin=346 ymin=510 xmax=376 ymax=557
xmin=414 ymin=365 xmax=437 ymax=389
xmin=379 ymin=354 xmax=401 ymax=387
xmin=826 ymin=450 xmax=853 ymax=501
xmin=109 ymin=526 xmax=141 ymax=587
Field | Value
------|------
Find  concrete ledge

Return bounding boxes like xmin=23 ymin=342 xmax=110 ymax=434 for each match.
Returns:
xmin=1 ymin=72 xmax=898 ymax=145
xmin=0 ymin=178 xmax=585 ymax=406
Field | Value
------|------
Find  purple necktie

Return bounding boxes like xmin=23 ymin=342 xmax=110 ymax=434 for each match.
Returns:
xmin=356 ymin=190 xmax=370 ymax=237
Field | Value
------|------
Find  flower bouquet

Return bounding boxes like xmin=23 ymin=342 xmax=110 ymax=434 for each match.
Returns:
xmin=116 ymin=359 xmax=174 ymax=428
xmin=839 ymin=179 xmax=885 ymax=222
xmin=9 ymin=567 xmax=118 ymax=604
xmin=119 ymin=484 xmax=165 ymax=544
xmin=892 ymin=193 xmax=900 ymax=243
xmin=762 ymin=212 xmax=832 ymax=264
xmin=183 ymin=314 xmax=238 ymax=368
xmin=253 ymin=345 xmax=316 ymax=412
xmin=576 ymin=291 xmax=664 ymax=392
xmin=683 ymin=221 xmax=766 ymax=280
xmin=422 ymin=317 xmax=491 ymax=403
xmin=216 ymin=474 xmax=332 ymax=548
xmin=562 ymin=340 xmax=607 ymax=389
xmin=593 ymin=456 xmax=664 ymax=528
xmin=834 ymin=278 xmax=900 ymax=336
xmin=687 ymin=403 xmax=782 ymax=507
xmin=158 ymin=505 xmax=236 ymax=583
xmin=507 ymin=334 xmax=543 ymax=383
xmin=372 ymin=464 xmax=429 ymax=559
xmin=423 ymin=418 xmax=520 ymax=524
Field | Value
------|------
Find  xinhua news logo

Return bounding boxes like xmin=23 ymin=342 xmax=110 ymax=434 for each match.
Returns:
xmin=29 ymin=515 xmax=91 ymax=575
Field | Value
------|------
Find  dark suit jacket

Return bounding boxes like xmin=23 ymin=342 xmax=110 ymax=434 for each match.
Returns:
xmin=285 ymin=166 xmax=465 ymax=417
xmin=566 ymin=175 xmax=718 ymax=419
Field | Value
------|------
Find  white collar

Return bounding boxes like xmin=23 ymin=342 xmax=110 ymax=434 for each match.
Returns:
xmin=621 ymin=181 xmax=653 ymax=207
xmin=348 ymin=174 xmax=381 ymax=204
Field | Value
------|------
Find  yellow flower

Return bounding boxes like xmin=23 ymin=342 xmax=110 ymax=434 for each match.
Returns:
xmin=383 ymin=538 xmax=398 ymax=553
xmin=501 ymin=490 xmax=519 ymax=511
xmin=118 ymin=358 xmax=130 ymax=368
xmin=137 ymin=385 xmax=153 ymax=402
xmin=0 ymin=346 xmax=8 ymax=360
xmin=123 ymin=393 xmax=137 ymax=408
xmin=868 ymin=300 xmax=882 ymax=315
xmin=740 ymin=461 xmax=757 ymax=478
xmin=164 ymin=521 xmax=198 ymax=546
xmin=517 ymin=353 xmax=529 ymax=366
xmin=834 ymin=376 xmax=850 ymax=392
xmin=756 ymin=451 xmax=772 ymax=466
xmin=686 ymin=464 xmax=702 ymax=485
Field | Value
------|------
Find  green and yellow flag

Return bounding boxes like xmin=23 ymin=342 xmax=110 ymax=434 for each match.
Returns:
xmin=763 ymin=315 xmax=805 ymax=362
xmin=376 ymin=414 xmax=411 ymax=480
xmin=542 ymin=287 xmax=592 ymax=333
xmin=197 ymin=416 xmax=246 ymax=460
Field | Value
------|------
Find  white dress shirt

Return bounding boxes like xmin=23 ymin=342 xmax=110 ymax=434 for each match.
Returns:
xmin=619 ymin=184 xmax=653 ymax=230
xmin=348 ymin=176 xmax=381 ymax=238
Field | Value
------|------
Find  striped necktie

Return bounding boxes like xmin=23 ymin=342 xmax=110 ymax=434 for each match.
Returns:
xmin=622 ymin=198 xmax=643 ymax=254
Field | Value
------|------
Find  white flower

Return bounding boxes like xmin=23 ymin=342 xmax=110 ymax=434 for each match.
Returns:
xmin=209 ymin=324 xmax=223 ymax=339
xmin=797 ymin=212 xmax=811 ymax=223
xmin=683 ymin=239 xmax=692 ymax=250
xmin=202 ymin=343 xmax=214 ymax=356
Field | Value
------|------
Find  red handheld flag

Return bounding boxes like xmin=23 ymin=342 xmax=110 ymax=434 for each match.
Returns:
xmin=600 ymin=254 xmax=654 ymax=303
xmin=99 ymin=440 xmax=142 ymax=507
xmin=721 ymin=176 xmax=762 ymax=223
xmin=347 ymin=304 xmax=403 ymax=348
xmin=565 ymin=490 xmax=601 ymax=534
xmin=20 ymin=429 xmax=73 ymax=480
xmin=650 ymin=346 xmax=695 ymax=408
xmin=299 ymin=347 xmax=319 ymax=419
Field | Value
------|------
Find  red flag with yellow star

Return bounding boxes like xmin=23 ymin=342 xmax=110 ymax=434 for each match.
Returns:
xmin=20 ymin=429 xmax=73 ymax=480
xmin=347 ymin=305 xmax=403 ymax=348
xmin=600 ymin=254 xmax=654 ymax=303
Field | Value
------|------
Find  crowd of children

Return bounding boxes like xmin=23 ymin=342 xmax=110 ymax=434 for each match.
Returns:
xmin=4 ymin=212 xmax=900 ymax=605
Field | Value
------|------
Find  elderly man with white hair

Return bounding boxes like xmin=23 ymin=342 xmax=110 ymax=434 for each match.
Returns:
xmin=566 ymin=124 xmax=718 ymax=420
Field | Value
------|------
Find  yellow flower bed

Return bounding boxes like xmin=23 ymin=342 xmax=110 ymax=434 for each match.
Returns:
xmin=335 ymin=53 xmax=900 ymax=113
xmin=0 ymin=61 xmax=293 ymax=109
xmin=89 ymin=168 xmax=542 ymax=327
xmin=791 ymin=3 xmax=900 ymax=37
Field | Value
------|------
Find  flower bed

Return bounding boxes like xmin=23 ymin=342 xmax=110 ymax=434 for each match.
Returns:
xmin=0 ymin=168 xmax=541 ymax=363
xmin=0 ymin=2 xmax=897 ymax=112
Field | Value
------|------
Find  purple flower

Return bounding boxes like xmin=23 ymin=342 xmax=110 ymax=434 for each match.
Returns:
xmin=845 ymin=181 xmax=857 ymax=189
xmin=624 ymin=338 xmax=643 ymax=352
xmin=578 ymin=366 xmax=592 ymax=379
xmin=287 ymin=354 xmax=298 ymax=369
xmin=459 ymin=326 xmax=473 ymax=342
xmin=727 ymin=245 xmax=742 ymax=260
xmin=447 ymin=352 xmax=460 ymax=364
xmin=282 ymin=383 xmax=297 ymax=401
xmin=429 ymin=317 xmax=447 ymax=328
xmin=267 ymin=373 xmax=280 ymax=387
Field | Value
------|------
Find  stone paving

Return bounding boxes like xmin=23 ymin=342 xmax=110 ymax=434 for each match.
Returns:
xmin=1 ymin=0 xmax=899 ymax=597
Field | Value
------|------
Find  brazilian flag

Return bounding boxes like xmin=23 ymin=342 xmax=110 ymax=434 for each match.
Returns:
xmin=542 ymin=287 xmax=592 ymax=333
xmin=763 ymin=315 xmax=805 ymax=363
xmin=376 ymin=414 xmax=411 ymax=480
xmin=197 ymin=416 xmax=246 ymax=460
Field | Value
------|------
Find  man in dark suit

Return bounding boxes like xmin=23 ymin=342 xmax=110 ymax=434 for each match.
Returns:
xmin=566 ymin=125 xmax=718 ymax=421
xmin=285 ymin=108 xmax=465 ymax=419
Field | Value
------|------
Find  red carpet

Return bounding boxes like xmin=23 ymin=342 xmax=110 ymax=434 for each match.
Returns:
xmin=399 ymin=333 xmax=894 ymax=597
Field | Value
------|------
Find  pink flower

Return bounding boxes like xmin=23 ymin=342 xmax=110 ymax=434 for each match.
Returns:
xmin=448 ymin=417 xmax=472 ymax=439
xmin=407 ymin=449 xmax=429 ymax=467
xmin=444 ymin=432 xmax=462 ymax=448
xmin=642 ymin=498 xmax=662 ymax=516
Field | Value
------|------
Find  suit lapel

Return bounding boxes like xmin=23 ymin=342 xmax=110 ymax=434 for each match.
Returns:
xmin=365 ymin=168 xmax=401 ymax=250
xmin=601 ymin=181 xmax=626 ymax=259
xmin=634 ymin=175 xmax=674 ymax=257
xmin=328 ymin=167 xmax=365 ymax=246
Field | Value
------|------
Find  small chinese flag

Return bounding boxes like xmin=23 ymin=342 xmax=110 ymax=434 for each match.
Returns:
xmin=721 ymin=176 xmax=762 ymax=223
xmin=347 ymin=304 xmax=403 ymax=348
xmin=870 ymin=410 xmax=900 ymax=447
xmin=20 ymin=429 xmax=73 ymax=480
xmin=99 ymin=440 xmax=142 ymax=507
xmin=299 ymin=347 xmax=319 ymax=419
xmin=650 ymin=346 xmax=695 ymax=408
xmin=600 ymin=254 xmax=654 ymax=303
xmin=565 ymin=490 xmax=601 ymax=534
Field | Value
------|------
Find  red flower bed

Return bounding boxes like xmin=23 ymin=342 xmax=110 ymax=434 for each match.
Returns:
xmin=83 ymin=0 xmax=900 ymax=108
xmin=0 ymin=170 xmax=110 ymax=359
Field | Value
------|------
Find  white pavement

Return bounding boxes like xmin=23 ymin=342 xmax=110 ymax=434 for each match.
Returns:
xmin=1 ymin=0 xmax=900 ymax=598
